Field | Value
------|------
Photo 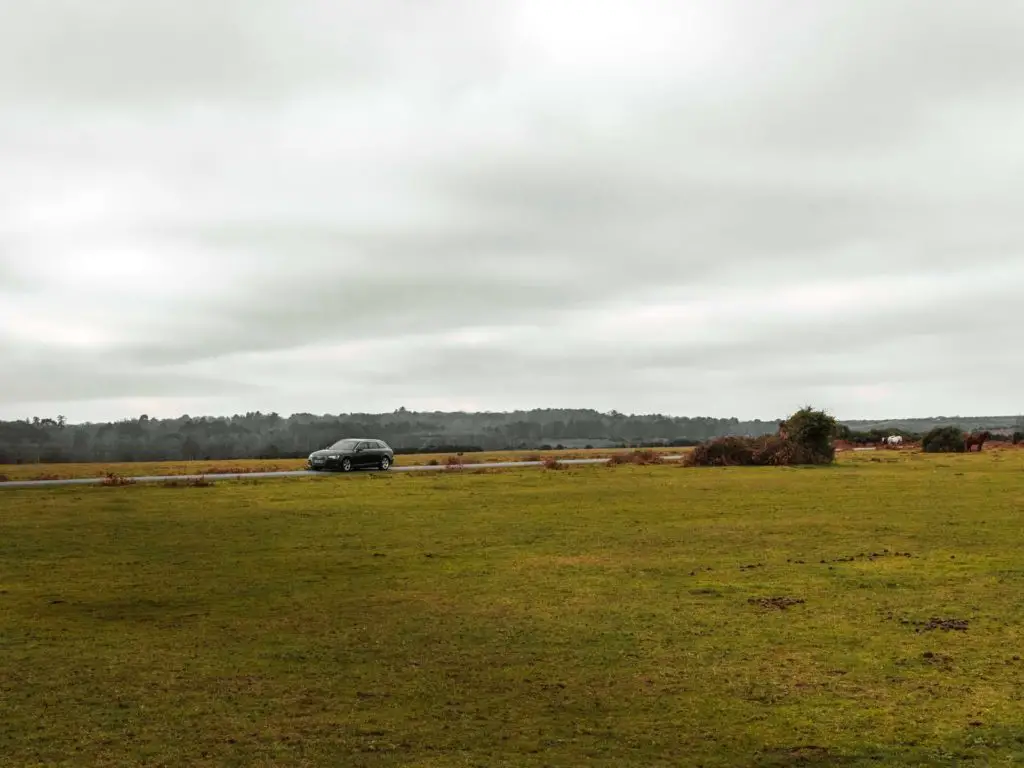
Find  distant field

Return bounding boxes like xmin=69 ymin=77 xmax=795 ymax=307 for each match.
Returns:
xmin=0 ymin=445 xmax=684 ymax=481
xmin=3 ymin=450 xmax=1024 ymax=765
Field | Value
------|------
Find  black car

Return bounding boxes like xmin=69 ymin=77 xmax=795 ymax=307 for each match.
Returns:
xmin=307 ymin=438 xmax=395 ymax=472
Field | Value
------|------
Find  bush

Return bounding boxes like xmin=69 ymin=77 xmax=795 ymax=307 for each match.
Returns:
xmin=1013 ymin=431 xmax=1023 ymax=445
xmin=101 ymin=472 xmax=134 ymax=486
xmin=684 ymin=436 xmax=755 ymax=467
xmin=606 ymin=449 xmax=664 ymax=466
xmin=685 ymin=406 xmax=838 ymax=467
xmin=781 ymin=406 xmax=838 ymax=461
xmin=750 ymin=435 xmax=820 ymax=466
xmin=542 ymin=457 xmax=565 ymax=470
xmin=922 ymin=426 xmax=965 ymax=453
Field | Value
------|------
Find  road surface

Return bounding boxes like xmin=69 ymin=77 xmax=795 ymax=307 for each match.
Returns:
xmin=0 ymin=455 xmax=685 ymax=489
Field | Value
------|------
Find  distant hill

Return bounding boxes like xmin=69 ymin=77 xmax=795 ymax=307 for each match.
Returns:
xmin=840 ymin=415 xmax=1023 ymax=435
xmin=1 ymin=409 xmax=1020 ymax=464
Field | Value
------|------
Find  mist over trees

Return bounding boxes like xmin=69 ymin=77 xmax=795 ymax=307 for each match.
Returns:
xmin=0 ymin=409 xmax=1019 ymax=465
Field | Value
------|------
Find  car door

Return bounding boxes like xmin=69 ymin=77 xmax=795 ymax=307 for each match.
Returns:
xmin=355 ymin=441 xmax=375 ymax=467
xmin=367 ymin=441 xmax=384 ymax=464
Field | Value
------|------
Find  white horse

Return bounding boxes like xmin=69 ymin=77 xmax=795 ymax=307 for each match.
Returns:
xmin=884 ymin=435 xmax=904 ymax=448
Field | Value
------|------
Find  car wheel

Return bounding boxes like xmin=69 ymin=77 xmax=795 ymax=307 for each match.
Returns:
xmin=340 ymin=457 xmax=353 ymax=472
xmin=380 ymin=456 xmax=391 ymax=470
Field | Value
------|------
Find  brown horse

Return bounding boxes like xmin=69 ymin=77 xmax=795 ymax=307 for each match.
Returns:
xmin=964 ymin=430 xmax=991 ymax=452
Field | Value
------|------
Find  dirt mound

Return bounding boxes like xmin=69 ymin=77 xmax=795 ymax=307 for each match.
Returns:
xmin=824 ymin=550 xmax=912 ymax=563
xmin=748 ymin=596 xmax=805 ymax=610
xmin=898 ymin=616 xmax=970 ymax=632
xmin=921 ymin=617 xmax=969 ymax=632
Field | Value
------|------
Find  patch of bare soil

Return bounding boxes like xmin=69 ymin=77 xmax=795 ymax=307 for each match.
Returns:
xmin=920 ymin=617 xmax=970 ymax=632
xmin=896 ymin=616 xmax=970 ymax=632
xmin=757 ymin=745 xmax=844 ymax=766
xmin=821 ymin=550 xmax=912 ymax=564
xmin=748 ymin=596 xmax=805 ymax=610
xmin=921 ymin=651 xmax=954 ymax=666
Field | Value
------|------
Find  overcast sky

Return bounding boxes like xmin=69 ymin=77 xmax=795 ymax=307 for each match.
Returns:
xmin=2 ymin=0 xmax=1023 ymax=423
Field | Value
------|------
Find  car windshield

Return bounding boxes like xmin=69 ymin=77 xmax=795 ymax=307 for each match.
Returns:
xmin=328 ymin=439 xmax=361 ymax=450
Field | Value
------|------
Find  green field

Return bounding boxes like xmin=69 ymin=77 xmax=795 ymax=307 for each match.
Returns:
xmin=3 ymin=450 xmax=1024 ymax=766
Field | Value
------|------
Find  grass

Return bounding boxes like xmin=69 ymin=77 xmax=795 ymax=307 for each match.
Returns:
xmin=0 ymin=446 xmax=684 ymax=482
xmin=3 ymin=449 xmax=1024 ymax=765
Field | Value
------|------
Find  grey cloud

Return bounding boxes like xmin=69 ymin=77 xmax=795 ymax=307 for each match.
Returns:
xmin=693 ymin=2 xmax=1024 ymax=153
xmin=0 ymin=356 xmax=263 ymax=404
xmin=377 ymin=296 xmax=1020 ymax=392
xmin=0 ymin=259 xmax=25 ymax=290
xmin=0 ymin=0 xmax=504 ymax=107
xmin=117 ymin=267 xmax=605 ymax=366
xmin=3 ymin=1 xmax=1024 ymax=419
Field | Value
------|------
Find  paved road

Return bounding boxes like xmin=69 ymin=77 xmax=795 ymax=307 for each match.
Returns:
xmin=0 ymin=455 xmax=685 ymax=489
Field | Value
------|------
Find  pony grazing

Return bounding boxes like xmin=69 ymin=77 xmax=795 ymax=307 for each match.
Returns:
xmin=884 ymin=435 xmax=904 ymax=448
xmin=964 ymin=430 xmax=991 ymax=452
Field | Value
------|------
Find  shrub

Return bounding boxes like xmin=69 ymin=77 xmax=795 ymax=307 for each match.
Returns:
xmin=542 ymin=457 xmax=565 ymax=470
xmin=632 ymin=449 xmax=663 ymax=465
xmin=101 ymin=472 xmax=134 ymax=486
xmin=922 ymin=426 xmax=965 ymax=453
xmin=444 ymin=455 xmax=464 ymax=470
xmin=684 ymin=436 xmax=755 ymax=467
xmin=1013 ymin=431 xmax=1023 ymax=445
xmin=750 ymin=435 xmax=819 ymax=466
xmin=780 ymin=406 xmax=838 ymax=462
xmin=607 ymin=449 xmax=664 ymax=466
xmin=686 ymin=406 xmax=838 ymax=467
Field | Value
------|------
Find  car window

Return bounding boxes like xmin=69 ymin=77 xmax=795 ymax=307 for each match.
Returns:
xmin=357 ymin=441 xmax=372 ymax=450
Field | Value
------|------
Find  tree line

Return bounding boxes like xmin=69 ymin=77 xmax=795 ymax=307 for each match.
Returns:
xmin=1 ymin=408 xmax=1018 ymax=465
xmin=0 ymin=409 xmax=782 ymax=464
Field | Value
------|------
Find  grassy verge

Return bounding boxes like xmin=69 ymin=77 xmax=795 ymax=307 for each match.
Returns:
xmin=3 ymin=450 xmax=1024 ymax=765
xmin=0 ymin=446 xmax=685 ymax=482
